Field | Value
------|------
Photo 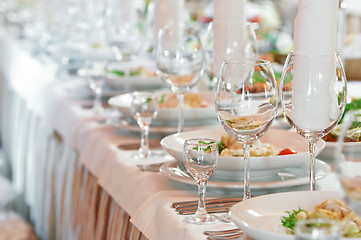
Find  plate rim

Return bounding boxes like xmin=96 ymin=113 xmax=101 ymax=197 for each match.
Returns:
xmin=159 ymin=159 xmax=330 ymax=190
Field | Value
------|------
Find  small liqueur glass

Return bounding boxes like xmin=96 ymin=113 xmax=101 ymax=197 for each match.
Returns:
xmin=130 ymin=91 xmax=159 ymax=159
xmin=85 ymin=60 xmax=107 ymax=116
xmin=183 ymin=138 xmax=219 ymax=224
xmin=295 ymin=218 xmax=340 ymax=240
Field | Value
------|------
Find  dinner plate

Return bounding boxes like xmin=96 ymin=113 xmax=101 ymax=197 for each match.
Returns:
xmin=160 ymin=127 xmax=326 ymax=171
xmin=159 ymin=159 xmax=330 ymax=190
xmin=230 ymin=191 xmax=360 ymax=240
xmin=108 ymin=92 xmax=217 ymax=123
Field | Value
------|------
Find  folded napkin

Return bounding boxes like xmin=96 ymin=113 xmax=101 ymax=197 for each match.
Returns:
xmin=115 ymin=149 xmax=174 ymax=167
xmin=291 ymin=0 xmax=339 ymax=131
xmin=153 ymin=0 xmax=185 ymax=47
xmin=213 ymin=0 xmax=247 ymax=76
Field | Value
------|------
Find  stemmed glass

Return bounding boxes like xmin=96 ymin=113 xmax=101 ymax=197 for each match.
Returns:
xmin=279 ymin=52 xmax=347 ymax=191
xmin=156 ymin=26 xmax=205 ymax=133
xmin=104 ymin=1 xmax=144 ymax=76
xmin=130 ymin=91 xmax=159 ymax=159
xmin=84 ymin=60 xmax=107 ymax=115
xmin=215 ymin=58 xmax=278 ymax=201
xmin=334 ymin=109 xmax=361 ymax=215
xmin=183 ymin=138 xmax=218 ymax=224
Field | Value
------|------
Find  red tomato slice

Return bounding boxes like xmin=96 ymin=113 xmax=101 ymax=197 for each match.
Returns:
xmin=277 ymin=148 xmax=297 ymax=156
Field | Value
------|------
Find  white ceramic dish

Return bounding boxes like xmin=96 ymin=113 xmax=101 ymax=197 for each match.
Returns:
xmin=230 ymin=191 xmax=360 ymax=240
xmin=108 ymin=92 xmax=217 ymax=122
xmin=318 ymin=141 xmax=361 ymax=160
xmin=160 ymin=127 xmax=326 ymax=171
xmin=160 ymin=159 xmax=330 ymax=190
xmin=105 ymin=74 xmax=163 ymax=90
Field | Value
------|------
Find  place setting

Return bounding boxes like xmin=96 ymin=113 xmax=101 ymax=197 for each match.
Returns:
xmin=153 ymin=1 xmax=360 ymax=239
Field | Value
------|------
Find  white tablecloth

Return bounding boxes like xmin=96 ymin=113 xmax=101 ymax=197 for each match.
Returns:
xmin=0 ymin=27 xmax=344 ymax=240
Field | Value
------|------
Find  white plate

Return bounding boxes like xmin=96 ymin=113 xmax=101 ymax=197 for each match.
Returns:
xmin=108 ymin=92 xmax=217 ymax=123
xmin=160 ymin=159 xmax=330 ymax=190
xmin=160 ymin=127 xmax=326 ymax=171
xmin=319 ymin=141 xmax=361 ymax=160
xmin=230 ymin=191 xmax=360 ymax=240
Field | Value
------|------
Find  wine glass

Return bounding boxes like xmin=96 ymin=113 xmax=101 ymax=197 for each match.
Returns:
xmin=215 ymin=58 xmax=278 ymax=201
xmin=183 ymin=138 xmax=218 ymax=224
xmin=104 ymin=1 xmax=144 ymax=75
xmin=279 ymin=52 xmax=347 ymax=191
xmin=334 ymin=109 xmax=361 ymax=215
xmin=84 ymin=60 xmax=107 ymax=115
xmin=156 ymin=26 xmax=205 ymax=133
xmin=130 ymin=91 xmax=159 ymax=159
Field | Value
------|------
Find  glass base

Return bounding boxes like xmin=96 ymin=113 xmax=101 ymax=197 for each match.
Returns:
xmin=218 ymin=213 xmax=233 ymax=223
xmin=184 ymin=213 xmax=218 ymax=225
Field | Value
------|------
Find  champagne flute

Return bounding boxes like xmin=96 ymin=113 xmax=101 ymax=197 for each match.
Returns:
xmin=130 ymin=91 xmax=159 ymax=159
xmin=183 ymin=138 xmax=218 ymax=224
xmin=156 ymin=26 xmax=205 ymax=133
xmin=215 ymin=58 xmax=278 ymax=201
xmin=279 ymin=52 xmax=347 ymax=191
xmin=335 ymin=109 xmax=361 ymax=215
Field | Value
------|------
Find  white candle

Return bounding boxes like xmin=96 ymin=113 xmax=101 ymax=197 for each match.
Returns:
xmin=213 ymin=0 xmax=247 ymax=77
xmin=291 ymin=0 xmax=339 ymax=131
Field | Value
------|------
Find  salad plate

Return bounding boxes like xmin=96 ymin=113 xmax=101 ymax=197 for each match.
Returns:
xmin=230 ymin=191 xmax=361 ymax=240
xmin=108 ymin=91 xmax=217 ymax=124
xmin=160 ymin=159 xmax=330 ymax=190
xmin=160 ymin=127 xmax=326 ymax=172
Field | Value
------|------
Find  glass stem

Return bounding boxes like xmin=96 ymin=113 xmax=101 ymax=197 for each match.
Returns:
xmin=176 ymin=93 xmax=184 ymax=134
xmin=140 ymin=125 xmax=150 ymax=158
xmin=94 ymin=87 xmax=102 ymax=114
xmin=196 ymin=179 xmax=207 ymax=216
xmin=243 ymin=143 xmax=251 ymax=200
xmin=308 ymin=140 xmax=317 ymax=191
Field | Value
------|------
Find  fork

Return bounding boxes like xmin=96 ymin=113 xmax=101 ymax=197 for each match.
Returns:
xmin=204 ymin=228 xmax=243 ymax=239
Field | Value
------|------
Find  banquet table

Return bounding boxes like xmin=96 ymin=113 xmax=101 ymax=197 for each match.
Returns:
xmin=0 ymin=27 xmax=345 ymax=240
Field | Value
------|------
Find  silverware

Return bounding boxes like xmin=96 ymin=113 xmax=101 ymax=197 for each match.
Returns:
xmin=172 ymin=196 xmax=242 ymax=215
xmin=204 ymin=228 xmax=243 ymax=239
xmin=206 ymin=232 xmax=243 ymax=239
xmin=171 ymin=196 xmax=242 ymax=208
xmin=178 ymin=206 xmax=232 ymax=215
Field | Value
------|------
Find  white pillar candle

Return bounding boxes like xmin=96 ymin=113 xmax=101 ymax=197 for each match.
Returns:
xmin=291 ymin=0 xmax=339 ymax=131
xmin=213 ymin=0 xmax=247 ymax=77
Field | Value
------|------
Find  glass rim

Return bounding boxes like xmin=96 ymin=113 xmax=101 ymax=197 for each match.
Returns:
xmin=184 ymin=138 xmax=218 ymax=145
xmin=223 ymin=58 xmax=271 ymax=66
xmin=287 ymin=51 xmax=340 ymax=58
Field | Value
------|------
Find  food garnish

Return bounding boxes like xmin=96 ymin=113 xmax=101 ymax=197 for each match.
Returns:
xmin=279 ymin=199 xmax=361 ymax=237
xmin=281 ymin=207 xmax=306 ymax=232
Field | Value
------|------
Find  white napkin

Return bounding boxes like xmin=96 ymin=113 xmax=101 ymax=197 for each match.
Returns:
xmin=153 ymin=0 xmax=186 ymax=47
xmin=213 ymin=0 xmax=247 ymax=76
xmin=116 ymin=149 xmax=174 ymax=167
xmin=291 ymin=0 xmax=339 ymax=131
